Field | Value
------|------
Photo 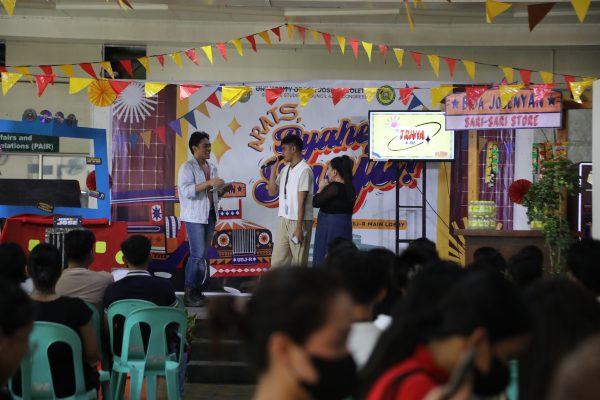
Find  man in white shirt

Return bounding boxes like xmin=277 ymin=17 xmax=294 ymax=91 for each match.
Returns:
xmin=267 ymin=135 xmax=314 ymax=267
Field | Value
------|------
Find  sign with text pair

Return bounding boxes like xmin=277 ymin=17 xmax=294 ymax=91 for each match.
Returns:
xmin=445 ymin=89 xmax=562 ymax=130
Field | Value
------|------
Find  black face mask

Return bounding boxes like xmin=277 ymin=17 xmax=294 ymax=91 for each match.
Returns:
xmin=472 ymin=356 xmax=511 ymax=397
xmin=300 ymin=354 xmax=357 ymax=400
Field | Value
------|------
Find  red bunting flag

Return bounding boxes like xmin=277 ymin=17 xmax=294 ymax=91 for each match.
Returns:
xmin=179 ymin=84 xmax=204 ymax=100
xmin=444 ymin=57 xmax=457 ymax=77
xmin=564 ymin=75 xmax=576 ymax=86
xmin=185 ymin=49 xmax=199 ymax=65
xmin=108 ymin=80 xmax=132 ymax=96
xmin=297 ymin=26 xmax=306 ymax=43
xmin=332 ymin=88 xmax=351 ymax=106
xmin=271 ymin=27 xmax=281 ymax=41
xmin=155 ymin=125 xmax=166 ymax=144
xmin=528 ymin=2 xmax=555 ymax=31
xmin=119 ymin=60 xmax=133 ymax=78
xmin=399 ymin=87 xmax=415 ymax=105
xmin=0 ymin=66 xmax=7 ymax=73
xmin=466 ymin=86 xmax=488 ymax=109
xmin=157 ymin=55 xmax=165 ymax=69
xmin=349 ymin=38 xmax=359 ymax=59
xmin=79 ymin=63 xmax=98 ymax=79
xmin=205 ymin=90 xmax=222 ymax=109
xmin=39 ymin=65 xmax=54 ymax=79
xmin=265 ymin=87 xmax=285 ymax=105
xmin=34 ymin=75 xmax=53 ymax=97
xmin=410 ymin=52 xmax=422 ymax=69
xmin=322 ymin=33 xmax=332 ymax=53
xmin=246 ymin=35 xmax=257 ymax=52
xmin=216 ymin=43 xmax=228 ymax=60
xmin=379 ymin=45 xmax=388 ymax=64
xmin=519 ymin=69 xmax=532 ymax=86
xmin=532 ymin=84 xmax=555 ymax=103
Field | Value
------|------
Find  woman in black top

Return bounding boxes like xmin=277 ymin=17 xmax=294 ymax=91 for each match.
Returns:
xmin=312 ymin=155 xmax=356 ymax=265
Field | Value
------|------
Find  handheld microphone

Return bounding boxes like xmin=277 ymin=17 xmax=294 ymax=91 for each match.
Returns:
xmin=262 ymin=155 xmax=284 ymax=169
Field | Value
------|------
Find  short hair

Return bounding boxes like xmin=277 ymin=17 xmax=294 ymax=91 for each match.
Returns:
xmin=188 ymin=131 xmax=210 ymax=154
xmin=64 ymin=229 xmax=96 ymax=264
xmin=121 ymin=235 xmax=151 ymax=267
xmin=472 ymin=246 xmax=507 ymax=274
xmin=508 ymin=252 xmax=543 ymax=289
xmin=28 ymin=243 xmax=62 ymax=293
xmin=281 ymin=134 xmax=303 ymax=151
xmin=567 ymin=239 xmax=600 ymax=295
xmin=0 ymin=279 xmax=34 ymax=336
xmin=328 ymin=251 xmax=388 ymax=306
xmin=0 ymin=243 xmax=27 ymax=283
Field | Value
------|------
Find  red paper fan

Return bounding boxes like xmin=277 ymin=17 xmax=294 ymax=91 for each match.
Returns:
xmin=86 ymin=171 xmax=113 ymax=191
xmin=509 ymin=179 xmax=532 ymax=204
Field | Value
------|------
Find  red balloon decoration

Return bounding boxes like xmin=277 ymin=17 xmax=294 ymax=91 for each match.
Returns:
xmin=509 ymin=179 xmax=532 ymax=204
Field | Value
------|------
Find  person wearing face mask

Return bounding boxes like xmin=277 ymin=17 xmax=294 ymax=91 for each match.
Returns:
xmin=365 ymin=271 xmax=532 ymax=400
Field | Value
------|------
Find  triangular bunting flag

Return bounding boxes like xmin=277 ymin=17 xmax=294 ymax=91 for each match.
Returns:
xmin=183 ymin=111 xmax=197 ymax=128
xmin=230 ymin=39 xmax=243 ymax=57
xmin=539 ymin=70 xmax=553 ymax=84
xmin=564 ymin=75 xmax=576 ymax=86
xmin=364 ymin=88 xmax=378 ymax=104
xmin=410 ymin=52 xmax=422 ymax=70
xmin=299 ymin=88 xmax=316 ymax=109
xmin=196 ymin=102 xmax=210 ymax=118
xmin=393 ymin=48 xmax=405 ymax=68
xmin=532 ymin=83 xmax=555 ymax=103
xmin=332 ymin=88 xmax=351 ymax=106
xmin=79 ymin=63 xmax=98 ymax=79
xmin=444 ymin=57 xmax=457 ymax=77
xmin=349 ymin=38 xmax=359 ymax=59
xmin=205 ymin=90 xmax=222 ymax=109
xmin=323 ymin=33 xmax=332 ymax=53
xmin=1 ymin=0 xmax=16 ymax=16
xmin=69 ymin=77 xmax=94 ymax=95
xmin=500 ymin=66 xmax=514 ymax=82
xmin=265 ymin=87 xmax=285 ymax=105
xmin=571 ymin=0 xmax=591 ymax=22
xmin=168 ymin=119 xmax=183 ymax=137
xmin=431 ymin=86 xmax=453 ymax=108
xmin=428 ymin=54 xmax=440 ymax=77
xmin=569 ymin=79 xmax=594 ymax=103
xmin=34 ymin=75 xmax=53 ymax=97
xmin=145 ymin=82 xmax=168 ymax=98
xmin=0 ymin=66 xmax=6 ymax=73
xmin=117 ymin=0 xmax=133 ymax=10
xmin=287 ymin=23 xmax=294 ymax=40
xmin=216 ymin=43 xmax=228 ymax=60
xmin=108 ymin=80 xmax=132 ymax=96
xmin=400 ymin=87 xmax=415 ymax=105
xmin=297 ymin=26 xmax=306 ymax=43
xmin=499 ymin=84 xmax=524 ymax=107
xmin=59 ymin=64 xmax=74 ymax=78
xmin=128 ymin=133 xmax=139 ymax=147
xmin=405 ymin=2 xmax=415 ymax=32
xmin=201 ymin=46 xmax=214 ymax=64
xmin=337 ymin=36 xmax=346 ymax=55
xmin=362 ymin=42 xmax=373 ymax=63
xmin=528 ymin=3 xmax=555 ymax=31
xmin=519 ymin=69 xmax=532 ymax=86
xmin=463 ymin=60 xmax=476 ymax=80
xmin=179 ymin=84 xmax=203 ymax=100
xmin=140 ymin=130 xmax=152 ymax=148
xmin=407 ymin=94 xmax=423 ymax=111
xmin=157 ymin=55 xmax=165 ymax=69
xmin=379 ymin=45 xmax=388 ymax=64
xmin=100 ymin=61 xmax=115 ymax=79
xmin=39 ymin=65 xmax=54 ymax=77
xmin=185 ymin=49 xmax=199 ymax=65
xmin=271 ymin=27 xmax=281 ymax=41
xmin=486 ymin=0 xmax=512 ymax=23
xmin=1 ymin=72 xmax=22 ymax=96
xmin=138 ymin=57 xmax=151 ymax=73
xmin=155 ymin=125 xmax=166 ymax=144
xmin=258 ymin=31 xmax=272 ymax=46
xmin=246 ymin=35 xmax=257 ymax=52
xmin=119 ymin=60 xmax=134 ymax=77
xmin=221 ymin=86 xmax=252 ymax=107
xmin=465 ymin=86 xmax=488 ymax=108
xmin=170 ymin=52 xmax=183 ymax=68
xmin=311 ymin=29 xmax=320 ymax=43
xmin=13 ymin=66 xmax=33 ymax=83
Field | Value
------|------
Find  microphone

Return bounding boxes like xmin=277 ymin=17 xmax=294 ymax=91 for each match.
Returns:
xmin=262 ymin=155 xmax=283 ymax=169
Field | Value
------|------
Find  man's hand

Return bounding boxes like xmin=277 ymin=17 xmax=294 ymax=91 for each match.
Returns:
xmin=210 ymin=178 xmax=225 ymax=188
xmin=293 ymin=225 xmax=304 ymax=244
xmin=317 ymin=174 xmax=329 ymax=193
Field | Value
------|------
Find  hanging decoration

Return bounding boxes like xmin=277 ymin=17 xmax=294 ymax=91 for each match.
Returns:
xmin=485 ymin=142 xmax=499 ymax=188
xmin=88 ymin=80 xmax=117 ymax=107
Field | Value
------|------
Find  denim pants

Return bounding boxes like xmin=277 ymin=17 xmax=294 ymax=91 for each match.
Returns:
xmin=184 ymin=210 xmax=216 ymax=289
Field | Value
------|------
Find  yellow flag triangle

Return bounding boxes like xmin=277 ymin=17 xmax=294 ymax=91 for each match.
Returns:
xmin=362 ymin=42 xmax=373 ymax=63
xmin=202 ymin=46 xmax=214 ymax=64
xmin=393 ymin=48 xmax=405 ymax=68
xmin=500 ymin=66 xmax=514 ymax=82
xmin=571 ymin=0 xmax=591 ymax=22
xmin=13 ymin=66 xmax=33 ymax=83
xmin=299 ymin=88 xmax=316 ymax=109
xmin=569 ymin=79 xmax=594 ymax=103
xmin=140 ymin=130 xmax=152 ymax=148
xmin=311 ymin=29 xmax=320 ymax=43
xmin=499 ymin=84 xmax=524 ymax=108
xmin=69 ymin=77 xmax=94 ymax=94
xmin=258 ymin=31 xmax=272 ymax=46
xmin=1 ymin=0 xmax=16 ymax=16
xmin=196 ymin=102 xmax=210 ymax=118
xmin=364 ymin=88 xmax=378 ymax=104
xmin=431 ymin=86 xmax=453 ymax=108
xmin=539 ymin=71 xmax=553 ymax=84
xmin=336 ymin=36 xmax=346 ymax=55
xmin=138 ymin=57 xmax=151 ymax=73
xmin=405 ymin=3 xmax=415 ymax=32
xmin=287 ymin=24 xmax=294 ymax=40
xmin=428 ymin=54 xmax=440 ymax=77
xmin=170 ymin=52 xmax=183 ymax=68
xmin=59 ymin=64 xmax=75 ymax=78
xmin=486 ymin=0 xmax=512 ymax=23
xmin=1 ymin=72 xmax=22 ymax=95
xmin=221 ymin=86 xmax=252 ymax=107
xmin=145 ymin=82 xmax=168 ymax=98
xmin=230 ymin=39 xmax=243 ymax=57
xmin=100 ymin=61 xmax=115 ymax=79
xmin=463 ymin=60 xmax=476 ymax=80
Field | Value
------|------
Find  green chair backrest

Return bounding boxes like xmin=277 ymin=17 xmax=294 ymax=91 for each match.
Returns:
xmin=106 ymin=299 xmax=155 ymax=359
xmin=84 ymin=302 xmax=102 ymax=356
xmin=120 ymin=307 xmax=187 ymax=371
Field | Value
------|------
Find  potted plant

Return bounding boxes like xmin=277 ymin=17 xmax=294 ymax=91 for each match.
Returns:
xmin=522 ymin=159 xmax=581 ymax=274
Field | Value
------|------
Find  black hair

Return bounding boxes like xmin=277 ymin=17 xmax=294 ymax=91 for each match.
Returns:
xmin=281 ymin=134 xmax=304 ymax=151
xmin=0 ymin=243 xmax=27 ymax=283
xmin=64 ymin=229 xmax=96 ymax=265
xmin=121 ymin=235 xmax=151 ymax=267
xmin=472 ymin=246 xmax=507 ymax=274
xmin=27 ymin=243 xmax=62 ymax=293
xmin=567 ymin=239 xmax=600 ymax=295
xmin=394 ymin=239 xmax=440 ymax=291
xmin=328 ymin=251 xmax=388 ymax=306
xmin=188 ymin=131 xmax=210 ymax=155
xmin=0 ymin=279 xmax=34 ymax=336
xmin=326 ymin=237 xmax=358 ymax=256
xmin=518 ymin=278 xmax=600 ymax=400
xmin=366 ymin=248 xmax=397 ymax=317
xmin=507 ymin=251 xmax=543 ymax=289
xmin=329 ymin=155 xmax=356 ymax=202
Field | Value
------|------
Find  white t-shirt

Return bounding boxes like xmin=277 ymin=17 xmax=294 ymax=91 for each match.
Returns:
xmin=348 ymin=321 xmax=383 ymax=369
xmin=276 ymin=160 xmax=314 ymax=221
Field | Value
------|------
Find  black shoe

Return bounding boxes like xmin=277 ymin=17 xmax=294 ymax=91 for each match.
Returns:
xmin=184 ymin=287 xmax=203 ymax=307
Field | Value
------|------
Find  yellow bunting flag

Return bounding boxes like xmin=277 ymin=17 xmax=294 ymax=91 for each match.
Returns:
xmin=311 ymin=29 xmax=320 ymax=43
xmin=364 ymin=88 xmax=378 ymax=104
xmin=13 ymin=66 xmax=33 ymax=83
xmin=69 ymin=77 xmax=94 ymax=94
xmin=539 ymin=70 xmax=553 ymax=84
xmin=201 ymin=46 xmax=214 ymax=64
xmin=100 ymin=61 xmax=115 ymax=79
xmin=230 ymin=39 xmax=243 ymax=57
xmin=569 ymin=79 xmax=594 ymax=103
xmin=145 ymin=82 xmax=168 ymax=98
xmin=169 ymin=52 xmax=183 ymax=68
xmin=362 ymin=42 xmax=373 ymax=63
xmin=393 ymin=48 xmax=405 ymax=68
xmin=140 ymin=130 xmax=152 ymax=148
xmin=500 ymin=66 xmax=514 ymax=82
xmin=405 ymin=3 xmax=415 ymax=32
xmin=571 ymin=0 xmax=591 ymax=22
xmin=299 ymin=88 xmax=316 ymax=109
xmin=258 ymin=31 xmax=272 ymax=46
xmin=1 ymin=0 xmax=16 ymax=16
xmin=463 ymin=60 xmax=476 ymax=80
xmin=138 ymin=57 xmax=151 ymax=73
xmin=431 ymin=86 xmax=453 ymax=108
xmin=486 ymin=0 xmax=512 ymax=23
xmin=428 ymin=54 xmax=440 ymax=77
xmin=196 ymin=102 xmax=210 ymax=118
xmin=336 ymin=36 xmax=346 ymax=55
xmin=1 ymin=72 xmax=22 ymax=95
xmin=499 ymin=84 xmax=524 ymax=107
xmin=287 ymin=24 xmax=294 ymax=40
xmin=220 ymin=86 xmax=252 ymax=107
xmin=59 ymin=64 xmax=75 ymax=78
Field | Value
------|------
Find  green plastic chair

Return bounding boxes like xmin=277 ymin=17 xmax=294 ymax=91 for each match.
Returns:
xmin=84 ymin=302 xmax=111 ymax=400
xmin=9 ymin=321 xmax=109 ymax=400
xmin=111 ymin=307 xmax=186 ymax=400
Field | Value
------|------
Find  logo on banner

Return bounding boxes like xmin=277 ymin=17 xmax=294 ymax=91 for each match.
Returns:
xmin=376 ymin=85 xmax=396 ymax=106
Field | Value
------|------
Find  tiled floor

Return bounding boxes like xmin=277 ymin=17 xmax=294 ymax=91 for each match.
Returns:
xmin=184 ymin=384 xmax=254 ymax=399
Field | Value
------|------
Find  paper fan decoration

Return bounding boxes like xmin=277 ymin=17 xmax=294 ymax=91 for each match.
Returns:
xmin=88 ymin=80 xmax=117 ymax=107
xmin=112 ymin=81 xmax=158 ymax=124
xmin=509 ymin=179 xmax=532 ymax=204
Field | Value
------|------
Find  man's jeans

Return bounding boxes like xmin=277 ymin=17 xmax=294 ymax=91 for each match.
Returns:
xmin=184 ymin=210 xmax=216 ymax=290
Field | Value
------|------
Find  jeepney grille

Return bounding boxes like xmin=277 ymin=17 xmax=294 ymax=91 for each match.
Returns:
xmin=233 ymin=229 xmax=256 ymax=255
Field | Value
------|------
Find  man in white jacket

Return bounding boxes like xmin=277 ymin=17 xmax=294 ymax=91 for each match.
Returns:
xmin=178 ymin=131 xmax=224 ymax=306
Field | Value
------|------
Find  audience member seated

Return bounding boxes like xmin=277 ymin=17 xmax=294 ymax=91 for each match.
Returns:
xmin=549 ymin=335 xmax=600 ymax=400
xmin=56 ymin=229 xmax=113 ymax=311
xmin=518 ymin=278 xmax=600 ymax=400
xmin=364 ymin=271 xmax=531 ymax=400
xmin=361 ymin=248 xmax=397 ymax=330
xmin=328 ymin=251 xmax=388 ymax=368
xmin=0 ymin=243 xmax=32 ymax=294
xmin=394 ymin=238 xmax=440 ymax=298
xmin=472 ymin=246 xmax=507 ymax=275
xmin=567 ymin=239 xmax=600 ymax=299
xmin=14 ymin=243 xmax=100 ymax=398
xmin=507 ymin=246 xmax=544 ymax=289
xmin=0 ymin=280 xmax=34 ymax=400
xmin=322 ymin=237 xmax=358 ymax=267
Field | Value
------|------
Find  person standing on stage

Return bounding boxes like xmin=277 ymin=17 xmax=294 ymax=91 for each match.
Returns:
xmin=178 ymin=131 xmax=224 ymax=307
xmin=312 ymin=155 xmax=356 ymax=266
xmin=267 ymin=135 xmax=314 ymax=267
